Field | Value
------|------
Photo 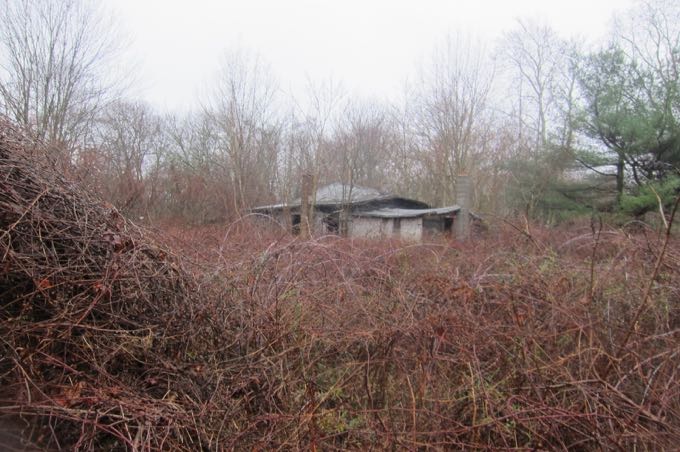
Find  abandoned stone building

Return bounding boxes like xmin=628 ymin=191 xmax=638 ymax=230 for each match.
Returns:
xmin=251 ymin=179 xmax=472 ymax=241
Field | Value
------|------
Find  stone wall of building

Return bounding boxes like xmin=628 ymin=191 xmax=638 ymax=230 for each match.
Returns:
xmin=349 ymin=217 xmax=393 ymax=239
xmin=399 ymin=217 xmax=422 ymax=241
xmin=254 ymin=210 xmax=432 ymax=242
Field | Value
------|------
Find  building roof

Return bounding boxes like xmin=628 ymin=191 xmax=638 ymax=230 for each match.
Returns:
xmin=314 ymin=183 xmax=391 ymax=205
xmin=353 ymin=206 xmax=461 ymax=219
xmin=251 ymin=183 xmax=425 ymax=211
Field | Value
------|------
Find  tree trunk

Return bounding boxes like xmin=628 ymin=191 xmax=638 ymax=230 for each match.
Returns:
xmin=616 ymin=153 xmax=625 ymax=206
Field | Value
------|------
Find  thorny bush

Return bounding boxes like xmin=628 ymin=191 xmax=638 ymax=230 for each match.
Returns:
xmin=2 ymin=118 xmax=680 ymax=450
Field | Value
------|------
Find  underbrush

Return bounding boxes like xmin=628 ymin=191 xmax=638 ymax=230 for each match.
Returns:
xmin=4 ymin=214 xmax=680 ymax=449
xmin=2 ymin=115 xmax=680 ymax=449
xmin=152 ymin=221 xmax=680 ymax=450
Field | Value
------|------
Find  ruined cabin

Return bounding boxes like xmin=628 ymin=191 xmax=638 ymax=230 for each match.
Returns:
xmin=251 ymin=181 xmax=470 ymax=241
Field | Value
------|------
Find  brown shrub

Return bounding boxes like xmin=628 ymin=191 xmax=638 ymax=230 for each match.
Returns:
xmin=160 ymin=220 xmax=680 ymax=450
xmin=0 ymin=118 xmax=236 ymax=450
xmin=2 ymin=117 xmax=680 ymax=449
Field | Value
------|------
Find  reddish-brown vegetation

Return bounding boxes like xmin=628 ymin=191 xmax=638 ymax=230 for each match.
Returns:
xmin=160 ymin=221 xmax=680 ymax=450
xmin=2 ymin=118 xmax=680 ymax=450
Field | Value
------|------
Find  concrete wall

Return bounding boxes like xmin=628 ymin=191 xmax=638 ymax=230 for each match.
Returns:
xmin=349 ymin=217 xmax=393 ymax=239
xmin=256 ymin=210 xmax=426 ymax=241
xmin=399 ymin=217 xmax=422 ymax=241
xmin=348 ymin=216 xmax=423 ymax=241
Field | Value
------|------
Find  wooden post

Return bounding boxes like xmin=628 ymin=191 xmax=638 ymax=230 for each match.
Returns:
xmin=300 ymin=173 xmax=313 ymax=238
xmin=455 ymin=174 xmax=471 ymax=241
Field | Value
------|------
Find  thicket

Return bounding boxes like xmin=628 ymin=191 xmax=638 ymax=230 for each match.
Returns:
xmin=2 ymin=118 xmax=680 ymax=449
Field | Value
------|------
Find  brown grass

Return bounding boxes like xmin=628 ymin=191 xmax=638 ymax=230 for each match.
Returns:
xmin=2 ymin=118 xmax=680 ymax=450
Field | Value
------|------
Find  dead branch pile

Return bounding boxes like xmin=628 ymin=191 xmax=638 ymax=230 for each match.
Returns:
xmin=0 ymin=118 xmax=234 ymax=450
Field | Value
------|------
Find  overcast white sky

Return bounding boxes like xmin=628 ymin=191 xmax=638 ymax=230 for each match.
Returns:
xmin=106 ymin=0 xmax=636 ymax=112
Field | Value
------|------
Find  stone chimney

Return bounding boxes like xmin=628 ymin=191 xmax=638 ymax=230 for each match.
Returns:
xmin=454 ymin=174 xmax=471 ymax=241
xmin=300 ymin=173 xmax=313 ymax=238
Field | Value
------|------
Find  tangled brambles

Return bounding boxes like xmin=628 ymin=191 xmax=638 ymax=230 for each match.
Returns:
xmin=0 ymin=118 xmax=230 ymax=450
xmin=2 ymin=117 xmax=680 ymax=450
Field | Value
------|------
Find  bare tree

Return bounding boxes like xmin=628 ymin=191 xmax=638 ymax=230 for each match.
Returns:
xmin=414 ymin=33 xmax=495 ymax=206
xmin=498 ymin=20 xmax=584 ymax=218
xmin=0 ymin=0 xmax=120 ymax=160
xmin=94 ymin=101 xmax=164 ymax=217
xmin=163 ymin=112 xmax=231 ymax=223
xmin=330 ymin=101 xmax=394 ymax=188
xmin=500 ymin=19 xmax=569 ymax=153
xmin=614 ymin=0 xmax=680 ymax=86
xmin=207 ymin=50 xmax=280 ymax=214
xmin=284 ymin=79 xmax=346 ymax=201
xmin=388 ymin=86 xmax=424 ymax=199
xmin=614 ymin=0 xmax=680 ymax=151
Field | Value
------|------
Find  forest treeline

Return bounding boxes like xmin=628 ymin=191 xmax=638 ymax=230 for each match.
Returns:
xmin=1 ymin=0 xmax=679 ymax=225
